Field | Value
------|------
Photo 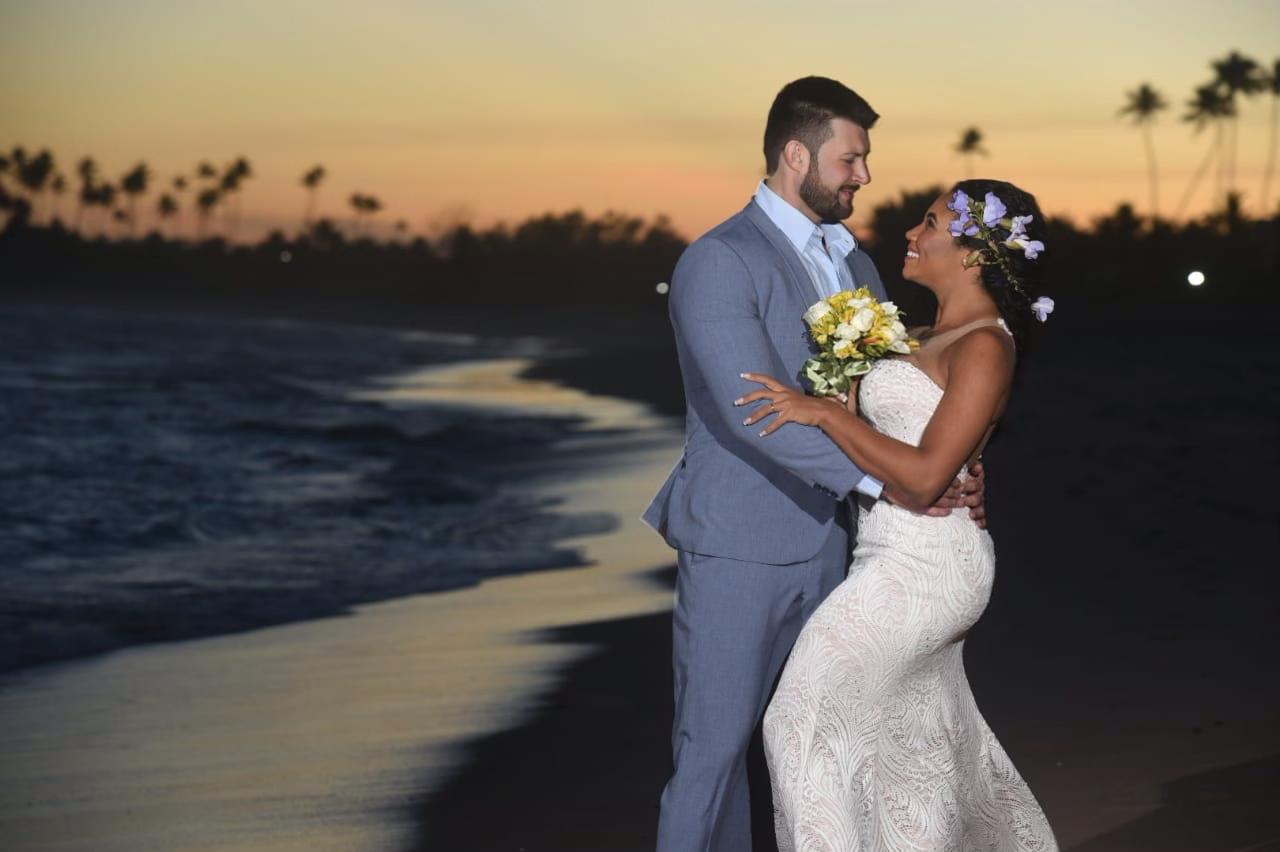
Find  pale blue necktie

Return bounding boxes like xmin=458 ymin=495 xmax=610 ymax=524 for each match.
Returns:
xmin=804 ymin=230 xmax=842 ymax=298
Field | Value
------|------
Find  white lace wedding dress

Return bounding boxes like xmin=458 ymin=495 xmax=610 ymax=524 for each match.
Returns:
xmin=763 ymin=324 xmax=1057 ymax=851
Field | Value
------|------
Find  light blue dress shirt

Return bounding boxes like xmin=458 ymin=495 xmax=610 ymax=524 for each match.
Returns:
xmin=752 ymin=180 xmax=885 ymax=501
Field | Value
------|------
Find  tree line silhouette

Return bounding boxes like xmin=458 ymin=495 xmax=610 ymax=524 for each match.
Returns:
xmin=3 ymin=45 xmax=1277 ymax=323
xmin=0 ymin=151 xmax=396 ymax=243
xmin=2 ymin=178 xmax=1273 ymax=326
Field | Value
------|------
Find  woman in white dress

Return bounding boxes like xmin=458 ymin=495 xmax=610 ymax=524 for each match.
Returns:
xmin=737 ymin=179 xmax=1058 ymax=851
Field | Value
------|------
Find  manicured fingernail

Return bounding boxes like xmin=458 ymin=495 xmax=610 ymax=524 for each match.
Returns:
xmin=758 ymin=429 xmax=767 ymax=436
xmin=740 ymin=373 xmax=748 ymax=378
xmin=734 ymin=397 xmax=743 ymax=405
xmin=743 ymin=417 xmax=751 ymax=425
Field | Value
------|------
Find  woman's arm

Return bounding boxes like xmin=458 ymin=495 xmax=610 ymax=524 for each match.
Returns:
xmin=740 ymin=329 xmax=1013 ymax=508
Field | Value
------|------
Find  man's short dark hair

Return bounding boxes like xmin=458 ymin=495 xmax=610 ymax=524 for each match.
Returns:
xmin=763 ymin=77 xmax=879 ymax=174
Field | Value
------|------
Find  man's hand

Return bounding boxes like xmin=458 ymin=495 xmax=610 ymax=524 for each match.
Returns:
xmin=883 ymin=462 xmax=988 ymax=528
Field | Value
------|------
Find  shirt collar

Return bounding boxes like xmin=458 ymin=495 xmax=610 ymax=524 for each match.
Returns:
xmin=753 ymin=180 xmax=859 ymax=258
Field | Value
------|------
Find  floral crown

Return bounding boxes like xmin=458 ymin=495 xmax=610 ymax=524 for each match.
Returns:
xmin=947 ymin=189 xmax=1054 ymax=322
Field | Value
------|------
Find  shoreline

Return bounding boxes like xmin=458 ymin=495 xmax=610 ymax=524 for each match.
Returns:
xmin=0 ymin=356 xmax=685 ymax=851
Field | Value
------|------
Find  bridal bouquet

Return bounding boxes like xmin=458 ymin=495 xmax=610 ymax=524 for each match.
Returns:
xmin=802 ymin=288 xmax=918 ymax=397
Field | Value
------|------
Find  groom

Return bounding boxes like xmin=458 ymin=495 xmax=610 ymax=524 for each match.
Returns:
xmin=643 ymin=77 xmax=986 ymax=850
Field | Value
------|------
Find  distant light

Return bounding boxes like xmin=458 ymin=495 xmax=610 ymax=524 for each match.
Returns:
xmin=656 ymin=282 xmax=670 ymax=295
xmin=280 ymin=250 xmax=292 ymax=263
xmin=1187 ymin=270 xmax=1205 ymax=287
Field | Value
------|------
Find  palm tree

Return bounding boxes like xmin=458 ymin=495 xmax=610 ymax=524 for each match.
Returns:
xmin=1210 ymin=51 xmax=1265 ymax=197
xmin=49 ymin=173 xmax=67 ymax=224
xmin=171 ymin=175 xmax=189 ymax=236
xmin=1177 ymin=84 xmax=1235 ymax=218
xmin=349 ymin=192 xmax=383 ymax=237
xmin=218 ymin=156 xmax=252 ymax=240
xmin=1261 ymin=59 xmax=1280 ymax=216
xmin=195 ymin=186 xmax=221 ymax=238
xmin=1119 ymin=83 xmax=1168 ymax=220
xmin=75 ymin=156 xmax=98 ymax=232
xmin=14 ymin=147 xmax=55 ymax=222
xmin=954 ymin=128 xmax=987 ymax=179
xmin=120 ymin=162 xmax=150 ymax=235
xmin=93 ymin=182 xmax=118 ymax=237
xmin=301 ymin=165 xmax=326 ymax=227
xmin=156 ymin=193 xmax=179 ymax=236
xmin=196 ymin=161 xmax=218 ymax=180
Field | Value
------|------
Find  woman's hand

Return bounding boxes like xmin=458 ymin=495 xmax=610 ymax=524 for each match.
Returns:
xmin=735 ymin=373 xmax=844 ymax=436
xmin=842 ymin=377 xmax=861 ymax=414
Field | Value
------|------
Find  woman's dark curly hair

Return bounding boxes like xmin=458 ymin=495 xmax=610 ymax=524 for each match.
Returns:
xmin=949 ymin=179 xmax=1049 ymax=354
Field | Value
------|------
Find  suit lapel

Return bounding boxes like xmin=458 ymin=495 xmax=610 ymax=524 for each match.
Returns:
xmin=844 ymin=251 xmax=887 ymax=300
xmin=744 ymin=201 xmax=818 ymax=307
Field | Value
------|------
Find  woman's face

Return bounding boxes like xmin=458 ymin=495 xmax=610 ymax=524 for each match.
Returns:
xmin=902 ymin=193 xmax=973 ymax=287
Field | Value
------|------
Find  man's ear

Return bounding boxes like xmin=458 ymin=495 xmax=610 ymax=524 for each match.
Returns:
xmin=783 ymin=140 xmax=809 ymax=174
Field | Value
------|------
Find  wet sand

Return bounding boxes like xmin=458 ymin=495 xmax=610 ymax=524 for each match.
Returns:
xmin=0 ymin=357 xmax=683 ymax=851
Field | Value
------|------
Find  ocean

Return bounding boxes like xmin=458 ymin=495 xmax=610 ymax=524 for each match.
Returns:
xmin=0 ymin=303 xmax=617 ymax=674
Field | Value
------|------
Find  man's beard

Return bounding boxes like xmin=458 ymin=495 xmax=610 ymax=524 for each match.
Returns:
xmin=799 ymin=160 xmax=854 ymax=222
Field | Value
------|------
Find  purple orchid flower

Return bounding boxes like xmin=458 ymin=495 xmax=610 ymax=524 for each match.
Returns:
xmin=1031 ymin=296 xmax=1054 ymax=322
xmin=1007 ymin=214 xmax=1033 ymax=241
xmin=982 ymin=192 xmax=1007 ymax=227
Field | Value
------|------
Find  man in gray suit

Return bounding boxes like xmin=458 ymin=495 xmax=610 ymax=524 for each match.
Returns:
xmin=643 ymin=77 xmax=986 ymax=850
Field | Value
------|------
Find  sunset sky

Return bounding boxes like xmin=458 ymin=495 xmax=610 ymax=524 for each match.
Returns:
xmin=3 ymin=0 xmax=1278 ymax=241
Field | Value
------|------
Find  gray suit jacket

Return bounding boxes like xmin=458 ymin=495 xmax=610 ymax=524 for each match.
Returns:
xmin=642 ymin=200 xmax=888 ymax=565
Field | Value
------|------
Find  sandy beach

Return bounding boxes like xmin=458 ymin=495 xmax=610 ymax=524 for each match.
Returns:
xmin=419 ymin=302 xmax=1280 ymax=852
xmin=0 ymin=356 xmax=683 ymax=851
xmin=2 ymin=300 xmax=1277 ymax=852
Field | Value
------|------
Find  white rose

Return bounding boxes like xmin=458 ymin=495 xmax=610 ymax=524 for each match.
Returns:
xmin=852 ymin=307 xmax=876 ymax=333
xmin=880 ymin=301 xmax=898 ymax=314
xmin=834 ymin=322 xmax=860 ymax=341
xmin=833 ymin=339 xmax=854 ymax=358
xmin=849 ymin=298 xmax=871 ymax=311
xmin=803 ymin=301 xmax=833 ymax=325
xmin=889 ymin=340 xmax=912 ymax=354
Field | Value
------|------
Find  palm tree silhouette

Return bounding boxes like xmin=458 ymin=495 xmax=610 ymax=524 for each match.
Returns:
xmin=954 ymin=128 xmax=987 ymax=179
xmin=1210 ymin=51 xmax=1264 ymax=198
xmin=1119 ymin=83 xmax=1168 ymax=221
xmin=120 ymin=162 xmax=150 ymax=235
xmin=1261 ymin=59 xmax=1280 ymax=216
xmin=157 ymin=193 xmax=179 ymax=237
xmin=1178 ymin=84 xmax=1235 ymax=218
xmin=49 ymin=173 xmax=67 ymax=224
xmin=75 ymin=157 xmax=98 ymax=232
xmin=13 ymin=147 xmax=56 ymax=223
xmin=301 ymin=165 xmax=326 ymax=228
xmin=196 ymin=187 xmax=221 ymax=239
xmin=94 ymin=182 xmax=118 ymax=237
xmin=171 ymin=175 xmax=189 ymax=236
xmin=219 ymin=156 xmax=253 ymax=240
xmin=196 ymin=161 xmax=218 ymax=180
xmin=349 ymin=192 xmax=383 ymax=237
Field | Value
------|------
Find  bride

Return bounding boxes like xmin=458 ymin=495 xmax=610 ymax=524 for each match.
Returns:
xmin=737 ymin=179 xmax=1058 ymax=851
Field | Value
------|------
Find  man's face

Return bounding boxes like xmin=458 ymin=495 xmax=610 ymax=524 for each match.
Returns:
xmin=798 ymin=118 xmax=871 ymax=223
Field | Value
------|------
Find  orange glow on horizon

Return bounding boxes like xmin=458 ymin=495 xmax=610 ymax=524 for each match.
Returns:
xmin=2 ymin=1 xmax=1278 ymax=242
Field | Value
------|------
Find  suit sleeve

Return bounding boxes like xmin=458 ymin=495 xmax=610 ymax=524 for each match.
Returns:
xmin=669 ymin=236 xmax=868 ymax=499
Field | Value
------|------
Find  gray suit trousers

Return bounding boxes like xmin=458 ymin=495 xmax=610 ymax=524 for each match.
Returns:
xmin=655 ymin=518 xmax=848 ymax=852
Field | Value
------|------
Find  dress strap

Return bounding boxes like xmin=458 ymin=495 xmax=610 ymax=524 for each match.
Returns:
xmin=917 ymin=317 xmax=1011 ymax=350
